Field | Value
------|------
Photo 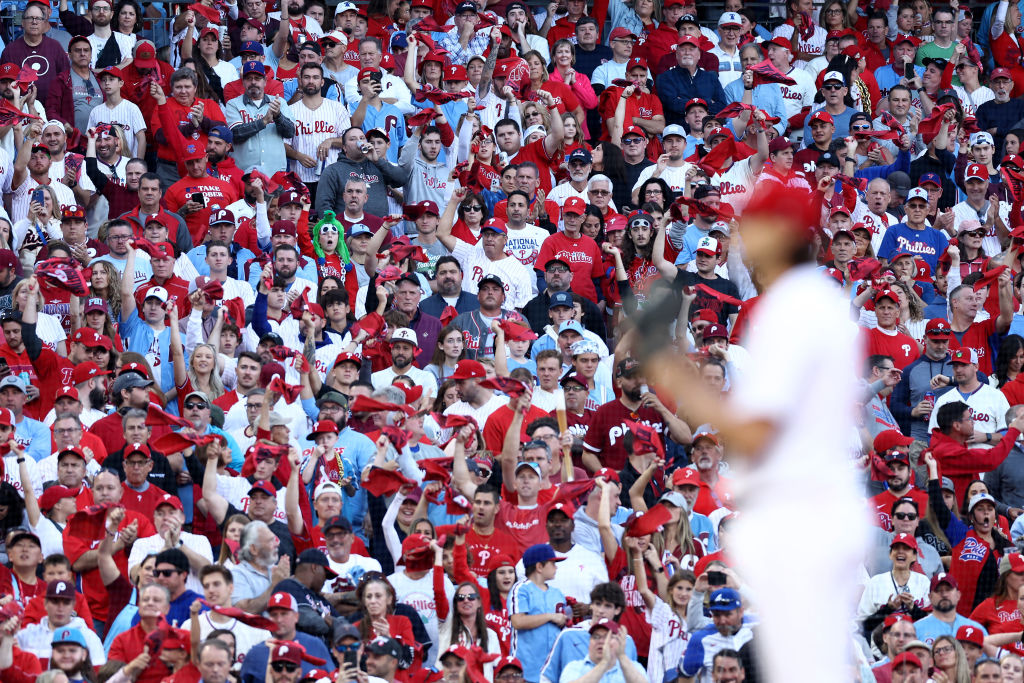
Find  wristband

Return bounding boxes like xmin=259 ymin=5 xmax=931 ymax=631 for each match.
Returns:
xmin=16 ymin=457 xmax=25 ymax=463
xmin=655 ymin=566 xmax=665 ymax=573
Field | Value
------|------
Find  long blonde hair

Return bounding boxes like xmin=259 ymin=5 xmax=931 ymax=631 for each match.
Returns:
xmin=188 ymin=342 xmax=225 ymax=399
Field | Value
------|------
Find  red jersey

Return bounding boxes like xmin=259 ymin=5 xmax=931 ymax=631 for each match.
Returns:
xmin=110 ymin=623 xmax=190 ymax=683
xmin=583 ymin=399 xmax=669 ymax=471
xmin=149 ymin=97 xmax=226 ymax=165
xmin=870 ymin=488 xmax=930 ymax=531
xmin=22 ymin=587 xmax=93 ymax=626
xmin=512 ymin=139 xmax=563 ymax=195
xmin=535 ymin=232 xmax=605 ymax=303
xmin=163 ymin=175 xmax=240 ymax=245
xmin=483 ymin=602 xmax=512 ymax=654
xmin=120 ymin=481 xmax=171 ymax=517
xmin=0 ymin=567 xmax=45 ymax=607
xmin=39 ymin=283 xmax=73 ymax=337
xmin=63 ymin=509 xmax=156 ymax=621
xmin=135 ymin=276 xmax=192 ymax=320
xmin=867 ymin=326 xmax=920 ymax=370
xmin=949 ymin=318 xmax=998 ymax=376
xmin=598 ymin=87 xmax=664 ymax=142
xmin=969 ymin=596 xmax=1021 ymax=634
xmin=496 ymin=499 xmax=550 ymax=557
xmin=0 ymin=344 xmax=71 ymax=420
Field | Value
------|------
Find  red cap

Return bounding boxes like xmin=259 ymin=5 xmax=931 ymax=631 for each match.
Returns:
xmin=595 ymin=467 xmax=620 ymax=483
xmin=956 ymin=625 xmax=984 ymax=647
xmin=38 ymin=485 xmax=77 ymax=511
xmin=98 ymin=66 xmax=124 ymax=80
xmin=692 ymin=430 xmax=720 ymax=446
xmin=547 ymin=501 xmax=576 ymax=518
xmin=692 ymin=309 xmax=718 ymax=324
xmin=562 ymin=196 xmax=586 ymax=216
xmin=883 ymin=613 xmax=912 ymax=629
xmin=272 ymin=219 xmax=298 ymax=236
xmin=873 ymin=288 xmax=899 ymax=304
xmin=154 ymin=493 xmax=184 ymax=512
xmin=964 ymin=163 xmax=987 ymax=182
xmin=1007 ymin=553 xmax=1024 ymax=573
xmin=450 ymin=359 xmax=487 ymax=380
xmin=495 ymin=657 xmax=524 ymax=674
xmin=890 ymin=532 xmax=919 ymax=552
xmin=0 ymin=63 xmax=19 ymax=80
xmin=268 ymin=592 xmax=299 ymax=612
xmin=765 ymin=36 xmax=792 ymax=52
xmin=307 ymin=420 xmax=340 ymax=440
xmin=873 ymin=429 xmax=914 ymax=454
xmin=626 ymin=57 xmax=648 ymax=71
xmin=671 ymin=467 xmax=701 ymax=487
xmin=0 ymin=408 xmax=14 ymax=428
xmin=54 ymin=386 xmax=80 ymax=402
xmin=930 ymin=571 xmax=958 ymax=591
xmin=443 ymin=64 xmax=468 ymax=82
xmin=249 ymin=479 xmax=277 ymax=497
xmin=621 ymin=125 xmax=646 ymax=139
xmin=357 ymin=67 xmax=381 ymax=82
xmin=608 ymin=27 xmax=636 ymax=42
xmin=126 ymin=442 xmax=151 ymax=458
xmin=925 ymin=318 xmax=951 ymax=337
xmin=809 ymin=111 xmax=834 ymax=125
xmin=891 ymin=652 xmax=922 ymax=670
xmin=992 ymin=67 xmax=1014 ymax=81
xmin=61 ymin=204 xmax=86 ymax=221
xmin=333 ymin=352 xmax=361 ymax=367
xmin=829 ymin=206 xmax=851 ymax=218
xmin=199 ymin=26 xmax=219 ymax=41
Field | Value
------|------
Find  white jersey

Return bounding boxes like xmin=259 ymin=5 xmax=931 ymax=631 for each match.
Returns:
xmin=370 ymin=365 xmax=439 ymax=397
xmin=928 ymin=384 xmax=1010 ymax=441
xmin=504 ymin=224 xmax=549 ymax=268
xmin=713 ymin=157 xmax=757 ymax=214
xmin=180 ymin=612 xmax=271 ymax=665
xmin=632 ymin=162 xmax=695 ymax=196
xmin=953 ymin=85 xmax=995 ymax=118
xmin=18 ymin=615 xmax=107 ymax=664
xmin=857 ymin=570 xmax=931 ymax=622
xmin=852 ymin=205 xmax=897 ymax=254
xmin=10 ymin=179 xmax=75 ymax=224
xmin=388 ymin=569 xmax=455 ymax=666
xmin=288 ymin=98 xmax=352 ymax=183
xmin=87 ymin=100 xmax=147 ymax=156
xmin=327 ymin=553 xmax=382 ymax=592
xmin=772 ymin=23 xmax=828 ymax=68
xmin=513 ymin=543 xmax=608 ymax=603
xmin=451 ymin=239 xmax=535 ymax=309
xmin=127 ymin=532 xmax=214 ymax=594
xmin=777 ymin=66 xmax=817 ymax=120
xmin=647 ymin=598 xmax=688 ymax=683
xmin=952 ymin=199 xmax=1007 ymax=257
xmin=216 ymin=472 xmax=289 ymax=523
xmin=443 ymin=394 xmax=507 ymax=438
xmin=48 ymin=155 xmax=95 ymax=194
xmin=728 ymin=263 xmax=869 ymax=683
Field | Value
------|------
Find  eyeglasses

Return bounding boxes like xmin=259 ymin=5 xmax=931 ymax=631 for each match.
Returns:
xmin=454 ymin=593 xmax=480 ymax=602
xmin=463 ymin=205 xmax=483 ymax=212
xmin=547 ymin=265 xmax=569 ymax=273
xmin=184 ymin=402 xmax=209 ymax=410
xmin=892 ymin=512 xmax=918 ymax=520
xmin=623 ymin=137 xmax=645 ymax=145
xmin=497 ymin=674 xmax=525 ymax=682
xmin=589 ymin=189 xmax=610 ymax=196
xmin=53 ymin=427 xmax=81 ymax=435
xmin=23 ymin=15 xmax=45 ymax=22
xmin=822 ymin=83 xmax=845 ymax=91
xmin=477 ymin=469 xmax=491 ymax=478
xmin=933 ymin=646 xmax=954 ymax=656
xmin=153 ymin=568 xmax=182 ymax=577
xmin=825 ymin=8 xmax=843 ymax=13
xmin=271 ymin=662 xmax=299 ymax=673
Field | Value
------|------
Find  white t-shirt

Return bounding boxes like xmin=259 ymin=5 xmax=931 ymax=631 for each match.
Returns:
xmin=952 ymin=199 xmax=1007 ymax=257
xmin=451 ymin=239 xmax=535 ymax=309
xmin=87 ymin=100 xmax=148 ymax=156
xmin=370 ymin=365 xmax=438 ymax=397
xmin=513 ymin=543 xmax=608 ymax=603
xmin=388 ymin=569 xmax=455 ymax=666
xmin=127 ymin=531 xmax=215 ymax=593
xmin=180 ymin=612 xmax=271 ymax=665
xmin=504 ymin=224 xmax=550 ymax=269
xmin=773 ymin=23 xmax=828 ymax=68
xmin=632 ymin=162 xmax=695 ymax=196
xmin=953 ymin=85 xmax=995 ymax=118
xmin=327 ymin=552 xmax=382 ymax=592
xmin=713 ymin=157 xmax=757 ymax=213
xmin=288 ymin=98 xmax=352 ymax=183
xmin=928 ymin=384 xmax=1010 ymax=441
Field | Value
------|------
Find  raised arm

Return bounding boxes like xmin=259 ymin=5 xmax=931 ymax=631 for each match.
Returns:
xmin=201 ymin=447 xmax=230 ymax=525
xmin=438 ymin=186 xmax=466 ymax=251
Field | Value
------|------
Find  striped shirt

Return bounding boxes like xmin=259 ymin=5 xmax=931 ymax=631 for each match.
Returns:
xmin=87 ymin=99 xmax=148 ymax=156
xmin=288 ymin=98 xmax=351 ymax=184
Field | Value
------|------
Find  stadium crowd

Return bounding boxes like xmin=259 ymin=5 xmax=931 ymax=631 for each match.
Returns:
xmin=8 ymin=0 xmax=1024 ymax=681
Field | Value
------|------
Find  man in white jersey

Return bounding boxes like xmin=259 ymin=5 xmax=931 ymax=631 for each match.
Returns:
xmin=764 ymin=36 xmax=816 ymax=128
xmin=853 ymin=178 xmax=898 ymax=253
xmin=928 ymin=348 xmax=1009 ymax=444
xmin=285 ymin=62 xmax=351 ymax=200
xmin=180 ymin=564 xmax=272 ymax=665
xmin=652 ymin=185 xmax=868 ymax=682
xmin=631 ymin=124 xmax=693 ymax=202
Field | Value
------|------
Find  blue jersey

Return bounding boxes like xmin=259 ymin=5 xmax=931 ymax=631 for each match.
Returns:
xmin=878 ymin=223 xmax=950 ymax=271
xmin=351 ymin=100 xmax=408 ymax=164
xmin=914 ymin=614 xmax=986 ymax=647
xmin=335 ymin=426 xmax=378 ymax=541
xmin=508 ymin=580 xmax=567 ymax=682
xmin=15 ymin=416 xmax=51 ymax=463
xmin=119 ymin=309 xmax=177 ymax=393
xmin=541 ymin=624 xmax=637 ymax=683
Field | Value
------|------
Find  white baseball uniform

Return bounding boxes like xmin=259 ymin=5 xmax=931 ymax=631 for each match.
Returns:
xmin=288 ymin=98 xmax=352 ymax=184
xmin=87 ymin=99 xmax=148 ymax=156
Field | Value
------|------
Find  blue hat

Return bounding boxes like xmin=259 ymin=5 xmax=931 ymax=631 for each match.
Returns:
xmin=557 ymin=320 xmax=584 ymax=336
xmin=349 ymin=224 xmax=372 ymax=237
xmin=522 ymin=543 xmax=565 ymax=567
xmin=390 ymin=31 xmax=408 ymax=49
xmin=208 ymin=125 xmax=233 ymax=144
xmin=708 ymin=588 xmax=742 ymax=612
xmin=52 ymin=627 xmax=88 ymax=648
xmin=919 ymin=172 xmax=942 ymax=188
xmin=242 ymin=60 xmax=266 ymax=77
xmin=239 ymin=41 xmax=264 ymax=55
xmin=549 ymin=291 xmax=573 ymax=310
xmin=567 ymin=148 xmax=592 ymax=164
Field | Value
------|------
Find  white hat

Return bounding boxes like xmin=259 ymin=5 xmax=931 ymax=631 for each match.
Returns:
xmin=314 ymin=481 xmax=343 ymax=500
xmin=523 ymin=125 xmax=546 ymax=141
xmin=822 ymin=70 xmax=846 ymax=85
xmin=391 ymin=327 xmax=419 ymax=345
xmin=144 ymin=286 xmax=169 ymax=303
xmin=969 ymin=131 xmax=994 ymax=147
xmin=696 ymin=236 xmax=720 ymax=255
xmin=906 ymin=187 xmax=929 ymax=203
xmin=323 ymin=30 xmax=349 ymax=46
xmin=717 ymin=11 xmax=742 ymax=27
xmin=335 ymin=0 xmax=357 ymax=14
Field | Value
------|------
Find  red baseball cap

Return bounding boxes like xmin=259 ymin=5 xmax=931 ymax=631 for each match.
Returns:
xmin=809 ymin=111 xmax=834 ymax=125
xmin=891 ymin=652 xmax=922 ymax=670
xmin=925 ymin=318 xmax=951 ymax=337
xmin=765 ymin=36 xmax=792 ymax=52
xmin=54 ymin=386 xmax=80 ymax=402
xmin=562 ymin=196 xmax=586 ymax=216
xmin=992 ymin=67 xmax=1014 ymax=81
xmin=155 ymin=493 xmax=184 ymax=512
xmin=38 ymin=485 xmax=77 ymax=511
xmin=450 ymin=359 xmax=486 ymax=380
xmin=0 ymin=63 xmax=19 ymax=80
xmin=890 ymin=532 xmax=919 ymax=553
xmin=595 ymin=467 xmax=620 ymax=483
xmin=883 ymin=613 xmax=912 ymax=629
xmin=268 ymin=592 xmax=299 ymax=612
xmin=671 ymin=467 xmax=701 ymax=487
xmin=249 ymin=480 xmax=277 ymax=497
xmin=547 ymin=501 xmax=576 ymax=518
xmin=70 ymin=361 xmax=108 ymax=385
xmin=621 ymin=125 xmax=646 ymax=139
xmin=930 ymin=572 xmax=958 ymax=591
xmin=873 ymin=429 xmax=914 ymax=454
xmin=964 ymin=163 xmax=987 ymax=182
xmin=956 ymin=625 xmax=984 ymax=647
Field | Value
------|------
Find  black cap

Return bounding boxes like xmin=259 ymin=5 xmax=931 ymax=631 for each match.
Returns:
xmin=922 ymin=57 xmax=948 ymax=71
xmin=297 ymin=548 xmax=338 ymax=577
xmin=259 ymin=332 xmax=285 ymax=346
xmin=365 ymin=636 xmax=402 ymax=659
xmin=817 ymin=151 xmax=840 ymax=168
xmin=333 ymin=617 xmax=360 ymax=644
xmin=616 ymin=357 xmax=641 ymax=378
xmin=455 ymin=0 xmax=477 ymax=12
xmin=299 ymin=41 xmax=322 ymax=55
xmin=479 ymin=273 xmax=504 ymax=289
xmin=323 ymin=515 xmax=353 ymax=533
xmin=0 ymin=309 xmax=22 ymax=323
xmin=155 ymin=548 xmax=189 ymax=572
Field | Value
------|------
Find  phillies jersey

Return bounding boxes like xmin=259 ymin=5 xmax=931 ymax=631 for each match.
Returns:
xmin=948 ymin=318 xmax=998 ymax=376
xmin=713 ymin=157 xmax=757 ymax=214
xmin=598 ymin=88 xmax=664 ymax=141
xmin=512 ymin=138 xmax=562 ymax=195
xmin=867 ymin=326 xmax=920 ymax=370
xmin=163 ymin=175 xmax=240 ymax=245
xmin=497 ymin=500 xmax=550 ymax=557
xmin=869 ymin=488 xmax=929 ymax=531
xmin=583 ymin=400 xmax=669 ymax=471
xmin=535 ymin=232 xmax=605 ymax=303
xmin=288 ymin=98 xmax=352 ymax=183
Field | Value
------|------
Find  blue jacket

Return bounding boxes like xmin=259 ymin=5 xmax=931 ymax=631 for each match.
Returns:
xmin=656 ymin=67 xmax=728 ymax=126
xmin=722 ymin=81 xmax=787 ymax=136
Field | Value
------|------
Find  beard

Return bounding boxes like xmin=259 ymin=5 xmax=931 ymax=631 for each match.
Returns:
xmin=623 ymin=385 xmax=642 ymax=402
xmin=207 ymin=148 xmax=226 ymax=164
xmin=302 ymin=84 xmax=320 ymax=96
xmin=392 ymin=354 xmax=412 ymax=370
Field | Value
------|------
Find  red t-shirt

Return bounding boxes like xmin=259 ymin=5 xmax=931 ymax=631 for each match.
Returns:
xmin=63 ymin=509 xmax=156 ymax=621
xmin=949 ymin=318 xmax=998 ymax=376
xmin=483 ymin=404 xmax=552 ymax=454
xmin=149 ymin=98 xmax=226 ymax=164
xmin=867 ymin=327 xmax=920 ymax=370
xmin=598 ymin=88 xmax=664 ymax=142
xmin=869 ymin=488 xmax=930 ymax=531
xmin=0 ymin=344 xmax=71 ymax=420
xmin=512 ymin=139 xmax=562 ymax=195
xmin=135 ymin=276 xmax=192 ymax=321
xmin=120 ymin=482 xmax=171 ymax=518
xmin=969 ymin=597 xmax=1020 ymax=634
xmin=0 ymin=567 xmax=44 ymax=606
xmin=535 ymin=232 xmax=605 ymax=303
xmin=496 ymin=499 xmax=550 ymax=557
xmin=539 ymin=81 xmax=580 ymax=117
xmin=163 ymin=175 xmax=240 ymax=246
xmin=583 ymin=399 xmax=668 ymax=471
xmin=606 ymin=548 xmax=652 ymax=658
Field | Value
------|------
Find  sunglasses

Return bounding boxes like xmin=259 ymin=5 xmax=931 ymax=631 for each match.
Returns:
xmin=455 ymin=593 xmax=480 ymax=602
xmin=463 ymin=205 xmax=483 ymax=211
xmin=623 ymin=137 xmax=645 ymax=144
xmin=184 ymin=402 xmax=209 ymax=410
xmin=822 ymin=83 xmax=845 ymax=91
xmin=334 ymin=642 xmax=360 ymax=653
xmin=852 ymin=124 xmax=872 ymax=131
xmin=153 ymin=568 xmax=182 ymax=577
xmin=965 ymin=229 xmax=986 ymax=237
xmin=589 ymin=189 xmax=610 ymax=196
xmin=893 ymin=512 xmax=918 ymax=520
xmin=271 ymin=662 xmax=299 ymax=673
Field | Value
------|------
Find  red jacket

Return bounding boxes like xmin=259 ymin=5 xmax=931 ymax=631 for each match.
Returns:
xmin=929 ymin=427 xmax=1021 ymax=504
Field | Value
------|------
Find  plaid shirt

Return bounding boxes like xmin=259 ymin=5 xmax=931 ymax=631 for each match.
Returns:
xmin=436 ymin=25 xmax=492 ymax=65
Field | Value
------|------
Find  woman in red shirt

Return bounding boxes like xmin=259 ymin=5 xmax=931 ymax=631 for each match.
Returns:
xmin=520 ymin=51 xmax=581 ymax=124
xmin=482 ymin=552 xmax=517 ymax=655
xmin=353 ymin=576 xmax=419 ymax=681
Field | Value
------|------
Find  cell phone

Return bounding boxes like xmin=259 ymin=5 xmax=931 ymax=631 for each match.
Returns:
xmin=342 ymin=649 xmax=359 ymax=670
xmin=31 ymin=188 xmax=45 ymax=206
xmin=707 ymin=570 xmax=727 ymax=587
xmin=369 ymin=71 xmax=382 ymax=84
xmin=904 ymin=62 xmax=915 ymax=80
xmin=0 ymin=358 xmax=11 ymax=380
xmin=191 ymin=193 xmax=205 ymax=206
